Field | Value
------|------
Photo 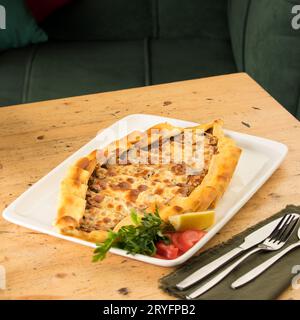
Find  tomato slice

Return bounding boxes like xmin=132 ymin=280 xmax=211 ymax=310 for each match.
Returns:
xmin=169 ymin=232 xmax=182 ymax=250
xmin=176 ymin=230 xmax=206 ymax=253
xmin=156 ymin=241 xmax=179 ymax=260
xmin=156 ymin=230 xmax=206 ymax=259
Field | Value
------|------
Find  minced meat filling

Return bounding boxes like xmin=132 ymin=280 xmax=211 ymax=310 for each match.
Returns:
xmin=77 ymin=131 xmax=218 ymax=233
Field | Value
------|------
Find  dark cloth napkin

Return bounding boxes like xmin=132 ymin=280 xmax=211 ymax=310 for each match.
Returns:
xmin=160 ymin=205 xmax=300 ymax=300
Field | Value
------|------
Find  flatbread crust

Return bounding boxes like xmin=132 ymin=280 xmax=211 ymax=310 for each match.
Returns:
xmin=55 ymin=119 xmax=241 ymax=242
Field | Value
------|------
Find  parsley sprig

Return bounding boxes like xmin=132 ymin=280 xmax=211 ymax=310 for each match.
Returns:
xmin=93 ymin=208 xmax=172 ymax=262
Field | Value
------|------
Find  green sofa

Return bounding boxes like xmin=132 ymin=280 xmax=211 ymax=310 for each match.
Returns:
xmin=0 ymin=0 xmax=299 ymax=119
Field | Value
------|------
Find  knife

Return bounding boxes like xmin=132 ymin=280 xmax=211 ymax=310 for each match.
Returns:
xmin=176 ymin=217 xmax=282 ymax=290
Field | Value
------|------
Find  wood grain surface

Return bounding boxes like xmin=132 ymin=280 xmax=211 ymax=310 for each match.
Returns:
xmin=0 ymin=73 xmax=299 ymax=300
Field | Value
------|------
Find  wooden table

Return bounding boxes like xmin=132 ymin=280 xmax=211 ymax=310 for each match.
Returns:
xmin=0 ymin=73 xmax=299 ymax=300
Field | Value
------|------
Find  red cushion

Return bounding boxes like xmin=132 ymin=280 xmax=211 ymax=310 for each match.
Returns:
xmin=26 ymin=0 xmax=72 ymax=22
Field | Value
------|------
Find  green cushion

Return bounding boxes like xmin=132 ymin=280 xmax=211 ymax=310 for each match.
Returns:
xmin=0 ymin=0 xmax=47 ymax=51
xmin=227 ymin=0 xmax=251 ymax=70
xmin=157 ymin=0 xmax=230 ymax=40
xmin=0 ymin=46 xmax=35 ymax=106
xmin=228 ymin=0 xmax=300 ymax=117
xmin=151 ymin=38 xmax=237 ymax=84
xmin=43 ymin=0 xmax=230 ymax=41
xmin=42 ymin=0 xmax=153 ymax=40
xmin=0 ymin=40 xmax=146 ymax=106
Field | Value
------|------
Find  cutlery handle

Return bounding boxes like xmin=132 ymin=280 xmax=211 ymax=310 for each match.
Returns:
xmin=176 ymin=247 xmax=245 ymax=290
xmin=187 ymin=247 xmax=261 ymax=299
xmin=231 ymin=241 xmax=300 ymax=289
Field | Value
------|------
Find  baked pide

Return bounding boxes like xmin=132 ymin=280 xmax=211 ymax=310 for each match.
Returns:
xmin=54 ymin=120 xmax=241 ymax=243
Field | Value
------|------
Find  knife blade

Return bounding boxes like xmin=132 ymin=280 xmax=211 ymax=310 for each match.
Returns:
xmin=176 ymin=217 xmax=282 ymax=290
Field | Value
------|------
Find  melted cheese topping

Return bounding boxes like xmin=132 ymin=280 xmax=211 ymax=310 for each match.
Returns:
xmin=78 ymin=132 xmax=217 ymax=232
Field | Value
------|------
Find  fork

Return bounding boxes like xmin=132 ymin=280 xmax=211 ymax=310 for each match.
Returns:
xmin=186 ymin=213 xmax=299 ymax=299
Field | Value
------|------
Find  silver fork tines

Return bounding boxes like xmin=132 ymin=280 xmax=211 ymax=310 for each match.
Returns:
xmin=271 ymin=215 xmax=292 ymax=240
xmin=261 ymin=214 xmax=299 ymax=249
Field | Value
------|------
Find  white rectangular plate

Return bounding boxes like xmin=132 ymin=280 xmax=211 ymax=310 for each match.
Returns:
xmin=2 ymin=114 xmax=288 ymax=267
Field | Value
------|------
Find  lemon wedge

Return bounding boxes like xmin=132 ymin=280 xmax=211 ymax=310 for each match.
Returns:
xmin=168 ymin=210 xmax=215 ymax=231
